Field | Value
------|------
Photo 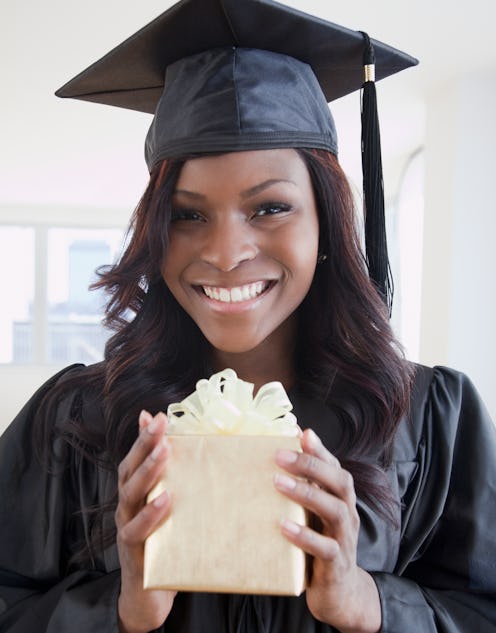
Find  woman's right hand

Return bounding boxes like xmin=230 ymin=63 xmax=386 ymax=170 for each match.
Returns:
xmin=115 ymin=409 xmax=176 ymax=633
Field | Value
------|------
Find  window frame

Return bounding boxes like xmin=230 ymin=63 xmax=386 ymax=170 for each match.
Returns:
xmin=0 ymin=204 xmax=128 ymax=366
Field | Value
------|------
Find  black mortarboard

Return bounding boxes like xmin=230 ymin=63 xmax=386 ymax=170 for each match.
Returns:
xmin=56 ymin=0 xmax=418 ymax=310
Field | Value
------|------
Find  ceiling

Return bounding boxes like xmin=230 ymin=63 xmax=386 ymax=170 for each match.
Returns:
xmin=1 ymin=0 xmax=495 ymax=213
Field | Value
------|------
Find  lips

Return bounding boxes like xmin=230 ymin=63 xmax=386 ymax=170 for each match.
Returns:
xmin=201 ymin=281 xmax=270 ymax=303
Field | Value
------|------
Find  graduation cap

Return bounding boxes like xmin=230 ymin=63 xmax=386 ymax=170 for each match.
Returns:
xmin=56 ymin=0 xmax=418 ymax=311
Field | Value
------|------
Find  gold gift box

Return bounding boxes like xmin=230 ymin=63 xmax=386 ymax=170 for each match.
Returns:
xmin=144 ymin=434 xmax=306 ymax=595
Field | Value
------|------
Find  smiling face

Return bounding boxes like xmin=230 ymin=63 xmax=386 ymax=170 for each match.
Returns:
xmin=161 ymin=149 xmax=319 ymax=362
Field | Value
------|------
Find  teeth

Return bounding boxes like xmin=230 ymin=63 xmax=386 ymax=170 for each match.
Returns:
xmin=202 ymin=282 xmax=268 ymax=303
xmin=231 ymin=287 xmax=243 ymax=302
xmin=219 ymin=288 xmax=230 ymax=302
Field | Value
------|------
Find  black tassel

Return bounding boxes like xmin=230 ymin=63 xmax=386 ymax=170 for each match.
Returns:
xmin=360 ymin=31 xmax=393 ymax=314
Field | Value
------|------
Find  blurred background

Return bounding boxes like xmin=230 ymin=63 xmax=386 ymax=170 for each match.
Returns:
xmin=1 ymin=0 xmax=495 ymax=429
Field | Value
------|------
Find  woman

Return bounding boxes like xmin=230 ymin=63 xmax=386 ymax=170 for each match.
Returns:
xmin=1 ymin=1 xmax=495 ymax=631
xmin=114 ymin=145 xmax=414 ymax=632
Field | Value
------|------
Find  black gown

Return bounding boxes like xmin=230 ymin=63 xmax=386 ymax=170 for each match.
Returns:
xmin=0 ymin=363 xmax=495 ymax=632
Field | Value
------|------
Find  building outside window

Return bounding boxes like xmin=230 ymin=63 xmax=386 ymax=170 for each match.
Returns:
xmin=1 ymin=225 xmax=125 ymax=365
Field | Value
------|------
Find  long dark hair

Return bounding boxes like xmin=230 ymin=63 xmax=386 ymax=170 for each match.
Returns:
xmin=295 ymin=149 xmax=412 ymax=510
xmin=36 ymin=149 xmax=412 ymax=565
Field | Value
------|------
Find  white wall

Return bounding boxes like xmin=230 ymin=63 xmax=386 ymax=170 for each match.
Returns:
xmin=420 ymin=73 xmax=496 ymax=418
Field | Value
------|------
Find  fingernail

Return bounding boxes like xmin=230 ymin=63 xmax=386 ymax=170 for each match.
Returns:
xmin=306 ymin=428 xmax=320 ymax=447
xmin=157 ymin=411 xmax=168 ymax=424
xmin=147 ymin=417 xmax=161 ymax=434
xmin=274 ymin=472 xmax=297 ymax=491
xmin=152 ymin=491 xmax=168 ymax=508
xmin=280 ymin=518 xmax=301 ymax=535
xmin=275 ymin=449 xmax=298 ymax=466
xmin=139 ymin=410 xmax=150 ymax=429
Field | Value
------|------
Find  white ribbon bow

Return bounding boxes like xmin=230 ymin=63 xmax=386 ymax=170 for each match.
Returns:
xmin=167 ymin=369 xmax=298 ymax=436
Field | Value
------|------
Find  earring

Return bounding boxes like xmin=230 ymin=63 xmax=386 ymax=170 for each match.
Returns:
xmin=317 ymin=253 xmax=328 ymax=264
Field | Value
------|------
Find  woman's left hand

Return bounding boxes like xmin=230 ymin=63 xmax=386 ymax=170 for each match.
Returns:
xmin=274 ymin=428 xmax=381 ymax=633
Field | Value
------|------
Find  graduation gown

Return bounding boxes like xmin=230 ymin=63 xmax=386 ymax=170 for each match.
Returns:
xmin=0 ymin=364 xmax=495 ymax=632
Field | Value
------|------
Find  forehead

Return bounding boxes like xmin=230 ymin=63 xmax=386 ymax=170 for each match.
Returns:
xmin=175 ymin=149 xmax=311 ymax=191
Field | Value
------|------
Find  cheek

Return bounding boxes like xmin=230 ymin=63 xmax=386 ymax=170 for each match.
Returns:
xmin=288 ymin=216 xmax=319 ymax=278
xmin=270 ymin=232 xmax=318 ymax=306
xmin=297 ymin=249 xmax=319 ymax=291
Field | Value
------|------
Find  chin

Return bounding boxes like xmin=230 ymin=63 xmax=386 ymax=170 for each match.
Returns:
xmin=203 ymin=328 xmax=270 ymax=356
xmin=207 ymin=338 xmax=262 ymax=355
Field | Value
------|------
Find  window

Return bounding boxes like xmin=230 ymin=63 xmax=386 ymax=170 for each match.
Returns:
xmin=0 ymin=227 xmax=35 ymax=363
xmin=1 ymin=225 xmax=125 ymax=365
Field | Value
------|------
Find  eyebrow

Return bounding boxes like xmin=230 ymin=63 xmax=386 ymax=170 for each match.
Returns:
xmin=173 ymin=179 xmax=295 ymax=200
xmin=240 ymin=179 xmax=295 ymax=199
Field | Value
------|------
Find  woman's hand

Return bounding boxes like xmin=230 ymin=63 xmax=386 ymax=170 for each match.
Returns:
xmin=274 ymin=429 xmax=381 ymax=633
xmin=115 ymin=410 xmax=176 ymax=633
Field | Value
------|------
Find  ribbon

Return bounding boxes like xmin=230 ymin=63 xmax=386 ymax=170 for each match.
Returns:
xmin=167 ymin=369 xmax=298 ymax=436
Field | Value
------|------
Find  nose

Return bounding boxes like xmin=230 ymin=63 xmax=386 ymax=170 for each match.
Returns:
xmin=199 ymin=216 xmax=257 ymax=271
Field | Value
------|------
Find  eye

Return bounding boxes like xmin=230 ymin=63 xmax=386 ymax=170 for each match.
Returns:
xmin=254 ymin=202 xmax=292 ymax=217
xmin=170 ymin=208 xmax=205 ymax=223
